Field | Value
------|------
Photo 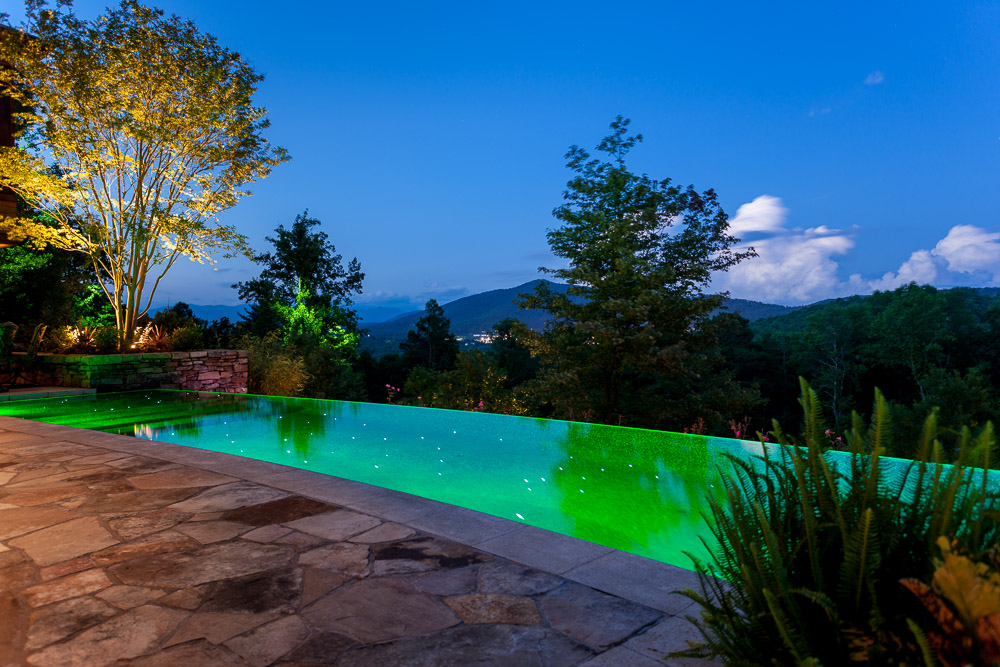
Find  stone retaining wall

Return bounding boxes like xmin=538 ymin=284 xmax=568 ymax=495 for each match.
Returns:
xmin=15 ymin=350 xmax=249 ymax=393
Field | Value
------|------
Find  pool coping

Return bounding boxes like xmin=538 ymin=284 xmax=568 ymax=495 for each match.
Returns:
xmin=0 ymin=414 xmax=705 ymax=618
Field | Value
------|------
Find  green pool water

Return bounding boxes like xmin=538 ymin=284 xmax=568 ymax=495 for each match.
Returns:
xmin=0 ymin=390 xmax=771 ymax=569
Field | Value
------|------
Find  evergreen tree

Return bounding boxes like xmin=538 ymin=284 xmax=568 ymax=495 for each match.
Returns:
xmin=520 ymin=116 xmax=758 ymax=429
xmin=400 ymin=299 xmax=459 ymax=371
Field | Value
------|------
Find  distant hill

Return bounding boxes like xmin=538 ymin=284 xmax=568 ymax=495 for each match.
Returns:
xmin=714 ymin=298 xmax=801 ymax=322
xmin=362 ymin=279 xmax=801 ymax=356
xmin=749 ymin=286 xmax=1000 ymax=337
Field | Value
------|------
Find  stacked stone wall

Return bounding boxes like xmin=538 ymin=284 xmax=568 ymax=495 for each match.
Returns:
xmin=15 ymin=350 xmax=248 ymax=393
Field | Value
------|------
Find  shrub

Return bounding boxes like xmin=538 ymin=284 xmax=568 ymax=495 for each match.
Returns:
xmin=239 ymin=332 xmax=308 ymax=397
xmin=677 ymin=378 xmax=1000 ymax=665
xmin=43 ymin=325 xmax=75 ymax=352
xmin=135 ymin=324 xmax=171 ymax=352
xmin=93 ymin=327 xmax=119 ymax=353
xmin=169 ymin=326 xmax=204 ymax=352
xmin=902 ymin=537 xmax=1000 ymax=665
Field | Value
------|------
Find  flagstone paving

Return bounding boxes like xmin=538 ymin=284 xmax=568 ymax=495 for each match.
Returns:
xmin=0 ymin=417 xmax=717 ymax=666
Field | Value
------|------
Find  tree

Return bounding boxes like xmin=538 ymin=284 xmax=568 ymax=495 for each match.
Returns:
xmin=519 ymin=116 xmax=757 ymax=429
xmin=400 ymin=299 xmax=459 ymax=371
xmin=235 ymin=211 xmax=363 ymax=336
xmin=0 ymin=1 xmax=288 ymax=348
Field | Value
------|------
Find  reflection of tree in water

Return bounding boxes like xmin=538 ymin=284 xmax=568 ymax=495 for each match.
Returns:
xmin=247 ymin=396 xmax=369 ymax=459
xmin=551 ymin=421 xmax=729 ymax=553
xmin=119 ymin=391 xmax=251 ymax=439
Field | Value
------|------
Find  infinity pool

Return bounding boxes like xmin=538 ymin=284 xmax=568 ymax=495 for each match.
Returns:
xmin=1 ymin=390 xmax=769 ymax=569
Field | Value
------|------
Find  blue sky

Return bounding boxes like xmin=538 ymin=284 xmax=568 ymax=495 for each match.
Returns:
xmin=9 ymin=1 xmax=1000 ymax=309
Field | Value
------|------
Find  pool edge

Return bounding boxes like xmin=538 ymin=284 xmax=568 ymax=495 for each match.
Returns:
xmin=0 ymin=414 xmax=703 ymax=616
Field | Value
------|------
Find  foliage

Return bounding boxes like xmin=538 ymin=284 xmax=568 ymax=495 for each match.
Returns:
xmin=399 ymin=299 xmax=459 ymax=372
xmin=401 ymin=350 xmax=529 ymax=415
xmin=741 ymin=283 xmax=1000 ymax=448
xmin=263 ymin=283 xmax=364 ymax=400
xmin=236 ymin=211 xmax=363 ymax=336
xmin=72 ymin=284 xmax=117 ymax=329
xmin=92 ymin=327 xmax=119 ymax=353
xmin=134 ymin=324 xmax=170 ymax=352
xmin=490 ymin=318 xmax=538 ymax=388
xmin=902 ymin=537 xmax=1000 ymax=666
xmin=677 ymin=379 xmax=1000 ymax=665
xmin=151 ymin=302 xmax=201 ymax=333
xmin=203 ymin=316 xmax=238 ymax=349
xmin=519 ymin=116 xmax=758 ymax=431
xmin=0 ymin=0 xmax=288 ymax=348
xmin=0 ymin=239 xmax=91 ymax=333
xmin=238 ymin=332 xmax=307 ymax=397
xmin=168 ymin=326 xmax=203 ymax=352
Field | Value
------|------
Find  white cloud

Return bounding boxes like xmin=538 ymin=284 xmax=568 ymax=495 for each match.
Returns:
xmin=864 ymin=70 xmax=885 ymax=85
xmin=931 ymin=225 xmax=1000 ymax=277
xmin=717 ymin=196 xmax=858 ymax=303
xmin=728 ymin=195 xmax=788 ymax=236
xmin=868 ymin=250 xmax=938 ymax=291
xmin=717 ymin=194 xmax=1000 ymax=304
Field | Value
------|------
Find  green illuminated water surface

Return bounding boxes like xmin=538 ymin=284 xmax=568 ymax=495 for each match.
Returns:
xmin=0 ymin=390 xmax=773 ymax=570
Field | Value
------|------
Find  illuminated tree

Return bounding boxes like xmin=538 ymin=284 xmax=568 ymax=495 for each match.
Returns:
xmin=0 ymin=1 xmax=288 ymax=348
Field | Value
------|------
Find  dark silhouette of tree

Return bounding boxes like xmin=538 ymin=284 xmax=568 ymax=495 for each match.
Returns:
xmin=400 ymin=299 xmax=459 ymax=371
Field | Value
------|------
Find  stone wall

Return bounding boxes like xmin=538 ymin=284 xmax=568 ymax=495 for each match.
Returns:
xmin=15 ymin=350 xmax=249 ymax=393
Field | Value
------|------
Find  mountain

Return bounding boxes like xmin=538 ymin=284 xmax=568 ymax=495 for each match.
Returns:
xmin=361 ymin=280 xmax=568 ymax=354
xmin=361 ymin=280 xmax=799 ymax=356
xmin=713 ymin=298 xmax=802 ymax=322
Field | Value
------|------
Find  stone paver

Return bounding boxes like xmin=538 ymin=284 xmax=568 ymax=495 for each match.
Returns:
xmin=282 ymin=508 xmax=382 ymax=541
xmin=168 ymin=481 xmax=289 ymax=513
xmin=303 ymin=577 xmax=461 ymax=643
xmin=26 ymin=604 xmax=189 ymax=667
xmin=224 ymin=615 xmax=311 ymax=666
xmin=0 ymin=417 xmax=718 ymax=666
xmin=174 ymin=519 xmax=252 ymax=544
xmin=298 ymin=542 xmax=370 ymax=578
xmin=22 ymin=568 xmax=112 ymax=607
xmin=539 ymin=582 xmax=661 ymax=649
xmin=105 ymin=508 xmax=193 ymax=540
xmin=127 ymin=467 xmax=238 ymax=489
xmin=477 ymin=525 xmax=614 ymax=574
xmin=96 ymin=584 xmax=166 ymax=609
xmin=445 ymin=593 xmax=543 ymax=625
xmin=336 ymin=624 xmax=595 ymax=666
xmin=25 ymin=596 xmax=118 ymax=650
xmin=110 ymin=541 xmax=294 ymax=587
xmin=350 ymin=521 xmax=416 ymax=543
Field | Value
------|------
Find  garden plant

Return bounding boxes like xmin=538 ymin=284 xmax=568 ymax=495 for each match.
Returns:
xmin=678 ymin=379 xmax=1000 ymax=665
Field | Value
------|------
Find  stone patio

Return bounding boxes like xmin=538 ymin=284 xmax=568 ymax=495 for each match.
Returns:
xmin=0 ymin=415 xmax=717 ymax=666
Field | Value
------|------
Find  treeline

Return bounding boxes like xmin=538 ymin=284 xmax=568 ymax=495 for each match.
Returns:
xmin=720 ymin=283 xmax=1000 ymax=454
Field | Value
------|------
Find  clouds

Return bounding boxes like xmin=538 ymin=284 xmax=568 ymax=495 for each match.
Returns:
xmin=864 ymin=70 xmax=885 ymax=85
xmin=931 ymin=225 xmax=1000 ymax=276
xmin=715 ymin=196 xmax=1000 ymax=304
xmin=718 ymin=196 xmax=858 ymax=303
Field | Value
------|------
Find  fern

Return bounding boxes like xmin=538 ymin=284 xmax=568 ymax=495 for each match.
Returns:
xmin=674 ymin=378 xmax=1000 ymax=665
